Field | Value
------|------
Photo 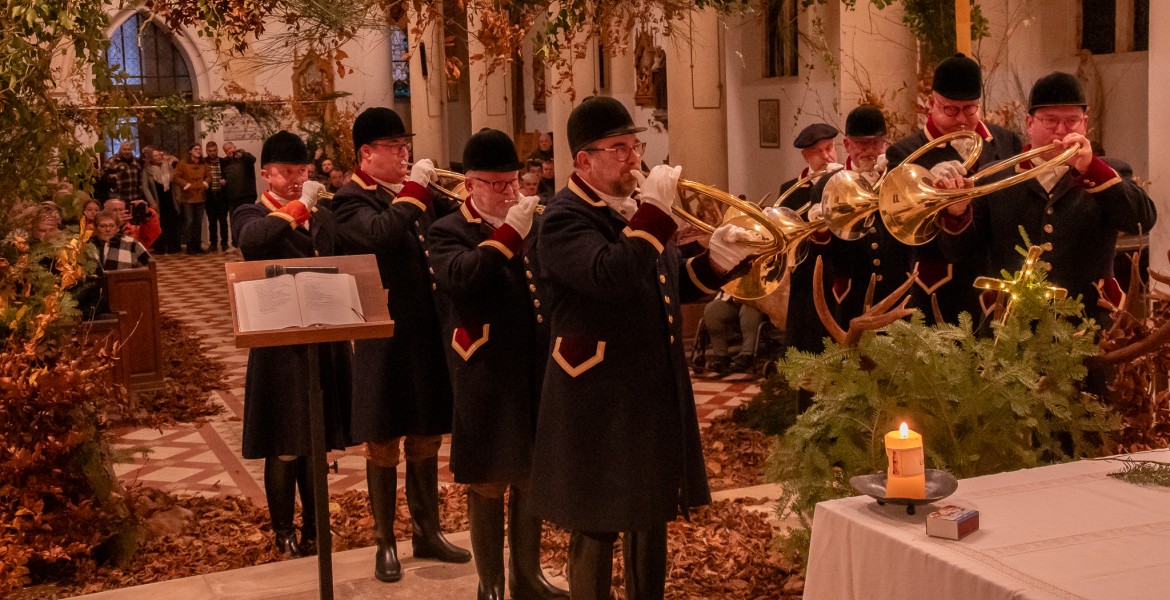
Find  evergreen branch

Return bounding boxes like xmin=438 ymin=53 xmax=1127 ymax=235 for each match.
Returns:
xmin=1103 ymin=458 xmax=1170 ymax=487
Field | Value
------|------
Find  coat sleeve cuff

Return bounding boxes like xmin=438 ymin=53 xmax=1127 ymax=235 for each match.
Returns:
xmin=686 ymin=255 xmax=724 ymax=294
xmin=940 ymin=204 xmax=973 ymax=235
xmin=479 ymin=224 xmax=524 ymax=259
xmin=624 ymin=204 xmax=678 ymax=254
xmin=1078 ymin=156 xmax=1122 ymax=193
xmin=393 ymin=180 xmax=433 ymax=211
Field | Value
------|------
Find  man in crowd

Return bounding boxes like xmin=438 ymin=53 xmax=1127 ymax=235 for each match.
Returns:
xmin=531 ymin=96 xmax=758 ymax=599
xmin=331 ymin=107 xmax=470 ymax=584
xmin=537 ymin=158 xmax=556 ymax=200
xmin=428 ymin=128 xmax=568 ymax=600
xmin=204 ymin=141 xmax=231 ymax=252
xmin=520 ymin=171 xmax=541 ymax=198
xmin=91 ymin=210 xmax=152 ymax=271
xmin=938 ymin=72 xmax=1156 ymax=322
xmin=104 ymin=197 xmax=161 ymax=251
xmin=886 ymin=53 xmax=1023 ymax=324
xmin=222 ymin=141 xmax=258 ymax=247
xmin=231 ymin=130 xmax=351 ymax=557
xmin=103 ymin=141 xmax=146 ymax=203
xmin=327 ymin=164 xmax=349 ymax=194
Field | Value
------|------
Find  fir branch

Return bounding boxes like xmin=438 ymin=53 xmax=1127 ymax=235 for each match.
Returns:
xmin=1104 ymin=459 xmax=1170 ymax=487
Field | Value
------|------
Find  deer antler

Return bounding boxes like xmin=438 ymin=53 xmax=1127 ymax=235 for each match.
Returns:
xmin=1091 ymin=252 xmax=1170 ymax=366
xmin=813 ymin=256 xmax=918 ymax=347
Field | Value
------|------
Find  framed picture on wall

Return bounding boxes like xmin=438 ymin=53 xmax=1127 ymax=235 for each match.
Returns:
xmin=758 ymin=99 xmax=781 ymax=148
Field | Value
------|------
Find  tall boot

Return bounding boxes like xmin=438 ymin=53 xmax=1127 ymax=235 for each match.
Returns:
xmin=264 ymin=457 xmax=303 ymax=556
xmin=367 ymin=461 xmax=402 ymax=582
xmin=295 ymin=457 xmax=317 ymax=556
xmin=622 ymin=526 xmax=668 ymax=600
xmin=508 ymin=488 xmax=569 ymax=599
xmin=405 ymin=456 xmax=472 ymax=563
xmin=467 ymin=490 xmax=506 ymax=600
xmin=567 ymin=531 xmax=617 ymax=600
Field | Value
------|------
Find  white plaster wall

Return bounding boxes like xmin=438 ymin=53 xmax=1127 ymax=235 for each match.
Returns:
xmin=1147 ymin=1 xmax=1170 ymax=278
xmin=665 ymin=9 xmax=728 ymax=188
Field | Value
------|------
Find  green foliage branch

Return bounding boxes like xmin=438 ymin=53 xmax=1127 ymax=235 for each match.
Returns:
xmin=765 ymin=249 xmax=1119 ymax=566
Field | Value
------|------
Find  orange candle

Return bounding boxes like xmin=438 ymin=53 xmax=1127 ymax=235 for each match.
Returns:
xmin=885 ymin=422 xmax=925 ymax=499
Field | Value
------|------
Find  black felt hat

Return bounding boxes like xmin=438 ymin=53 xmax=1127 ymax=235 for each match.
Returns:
xmin=353 ymin=107 xmax=413 ymax=157
xmin=261 ymin=130 xmax=310 ymax=166
xmin=845 ymin=105 xmax=887 ymax=138
xmin=463 ymin=128 xmax=524 ymax=172
xmin=793 ymin=123 xmax=839 ymax=149
xmin=567 ymin=96 xmax=647 ymax=155
xmin=1028 ymin=72 xmax=1087 ymax=113
xmin=932 ymin=53 xmax=983 ymax=101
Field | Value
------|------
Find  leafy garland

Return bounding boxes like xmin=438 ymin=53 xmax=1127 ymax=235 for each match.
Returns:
xmin=765 ymin=247 xmax=1118 ymax=565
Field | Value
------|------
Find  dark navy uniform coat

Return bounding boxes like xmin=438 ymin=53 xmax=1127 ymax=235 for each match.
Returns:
xmin=428 ymin=200 xmax=548 ymax=484
xmin=331 ymin=170 xmax=460 ymax=442
xmin=887 ymin=120 xmax=1023 ymax=323
xmin=940 ymin=154 xmax=1156 ymax=316
xmin=530 ymin=174 xmax=725 ymax=532
xmin=232 ymin=192 xmax=352 ymax=459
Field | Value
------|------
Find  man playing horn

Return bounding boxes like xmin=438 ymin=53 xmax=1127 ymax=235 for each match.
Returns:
xmin=531 ymin=96 xmax=758 ymax=599
xmin=938 ymin=72 xmax=1156 ymax=321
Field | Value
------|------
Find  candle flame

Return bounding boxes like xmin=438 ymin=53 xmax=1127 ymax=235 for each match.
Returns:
xmin=899 ymin=422 xmax=909 ymax=438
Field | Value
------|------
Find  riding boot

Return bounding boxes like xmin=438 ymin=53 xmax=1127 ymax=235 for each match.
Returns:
xmin=508 ymin=488 xmax=569 ymax=599
xmin=367 ymin=461 xmax=402 ymax=582
xmin=405 ymin=456 xmax=471 ymax=563
xmin=295 ymin=457 xmax=317 ymax=556
xmin=467 ymin=490 xmax=505 ymax=600
xmin=567 ymin=531 xmax=617 ymax=600
xmin=264 ymin=457 xmax=303 ymax=556
xmin=622 ymin=526 xmax=668 ymax=600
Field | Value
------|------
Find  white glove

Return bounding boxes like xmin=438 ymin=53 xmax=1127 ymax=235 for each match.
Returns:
xmin=299 ymin=180 xmax=326 ymax=211
xmin=409 ymin=158 xmax=437 ymax=187
xmin=929 ymin=160 xmax=968 ymax=190
xmin=806 ymin=202 xmax=825 ymax=223
xmin=504 ymin=195 xmax=540 ymax=238
xmin=708 ymin=224 xmax=760 ymax=271
xmin=874 ymin=154 xmax=889 ymax=173
xmin=824 ymin=162 xmax=844 ymax=174
xmin=631 ymin=165 xmax=682 ymax=216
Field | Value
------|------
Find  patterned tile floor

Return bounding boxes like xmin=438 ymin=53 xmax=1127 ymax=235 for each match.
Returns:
xmin=111 ymin=250 xmax=761 ymax=504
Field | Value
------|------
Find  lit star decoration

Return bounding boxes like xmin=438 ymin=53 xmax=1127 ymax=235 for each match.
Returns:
xmin=973 ymin=245 xmax=1068 ymax=325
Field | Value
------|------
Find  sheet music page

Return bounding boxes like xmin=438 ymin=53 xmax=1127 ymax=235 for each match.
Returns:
xmin=294 ymin=272 xmax=363 ymax=326
xmin=233 ymin=274 xmax=304 ymax=332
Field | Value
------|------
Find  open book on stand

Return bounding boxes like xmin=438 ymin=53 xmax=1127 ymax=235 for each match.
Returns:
xmin=234 ymin=271 xmax=364 ymax=332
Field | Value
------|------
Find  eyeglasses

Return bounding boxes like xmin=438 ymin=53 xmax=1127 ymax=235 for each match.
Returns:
xmin=583 ymin=141 xmax=647 ymax=162
xmin=938 ymin=103 xmax=980 ymax=118
xmin=1034 ymin=115 xmax=1086 ymax=131
xmin=370 ymin=140 xmax=412 ymax=154
xmin=468 ymin=176 xmax=519 ymax=194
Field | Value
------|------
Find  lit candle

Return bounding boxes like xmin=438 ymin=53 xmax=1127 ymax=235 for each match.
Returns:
xmin=885 ymin=422 xmax=925 ymax=499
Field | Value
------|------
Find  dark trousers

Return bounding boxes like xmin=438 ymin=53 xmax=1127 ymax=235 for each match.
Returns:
xmin=569 ymin=526 xmax=668 ymax=600
xmin=155 ymin=186 xmax=182 ymax=253
xmin=205 ymin=190 xmax=230 ymax=249
xmin=183 ymin=202 xmax=206 ymax=252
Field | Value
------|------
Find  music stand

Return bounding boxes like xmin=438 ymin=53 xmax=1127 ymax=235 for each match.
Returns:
xmin=227 ymin=254 xmax=393 ymax=600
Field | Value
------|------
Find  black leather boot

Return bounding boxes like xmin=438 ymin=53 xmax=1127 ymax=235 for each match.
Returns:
xmin=567 ymin=530 xmax=617 ymax=600
xmin=405 ymin=456 xmax=471 ymax=563
xmin=264 ymin=457 xmax=302 ymax=556
xmin=468 ymin=490 xmax=505 ymax=600
xmin=367 ymin=461 xmax=402 ymax=582
xmin=509 ymin=488 xmax=569 ymax=599
xmin=296 ymin=457 xmax=317 ymax=556
xmin=622 ymin=526 xmax=668 ymax=600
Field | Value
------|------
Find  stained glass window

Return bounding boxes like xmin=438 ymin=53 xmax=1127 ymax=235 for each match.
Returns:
xmin=391 ymin=26 xmax=410 ymax=98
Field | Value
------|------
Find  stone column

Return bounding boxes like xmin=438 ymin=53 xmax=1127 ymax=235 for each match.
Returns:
xmin=409 ymin=4 xmax=450 ymax=167
xmin=1149 ymin=1 xmax=1170 ymax=276
xmin=467 ymin=13 xmax=513 ymax=136
xmin=547 ymin=37 xmax=598 ymax=185
xmin=665 ymin=9 xmax=728 ymax=189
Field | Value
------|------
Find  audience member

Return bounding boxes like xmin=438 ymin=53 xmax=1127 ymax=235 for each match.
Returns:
xmin=142 ymin=147 xmax=181 ymax=254
xmin=700 ymin=293 xmax=764 ymax=374
xmin=103 ymin=197 xmax=161 ymax=250
xmin=205 ymin=141 xmax=231 ymax=252
xmin=318 ymin=158 xmax=335 ymax=184
xmin=537 ymin=159 xmax=555 ymax=199
xmin=528 ymin=131 xmax=553 ymax=161
xmin=173 ymin=143 xmax=210 ymax=254
xmin=221 ymin=141 xmax=258 ymax=247
xmin=519 ymin=171 xmax=540 ymax=197
xmin=80 ymin=197 xmax=101 ymax=232
xmin=103 ymin=141 xmax=145 ymax=203
xmin=328 ymin=165 xmax=348 ymax=194
xmin=91 ymin=210 xmax=151 ymax=270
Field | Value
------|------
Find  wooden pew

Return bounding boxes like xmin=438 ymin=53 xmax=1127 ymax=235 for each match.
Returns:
xmin=84 ymin=262 xmax=165 ymax=398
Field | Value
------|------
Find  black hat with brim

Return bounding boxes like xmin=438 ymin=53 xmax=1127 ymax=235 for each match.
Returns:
xmin=1028 ymin=72 xmax=1087 ymax=113
xmin=463 ymin=128 xmax=524 ymax=172
xmin=353 ymin=107 xmax=414 ymax=157
xmin=933 ymin=53 xmax=983 ymax=101
xmin=568 ymin=96 xmax=647 ymax=155
xmin=793 ymin=123 xmax=839 ymax=149
xmin=845 ymin=105 xmax=887 ymax=138
xmin=261 ymin=130 xmax=310 ymax=166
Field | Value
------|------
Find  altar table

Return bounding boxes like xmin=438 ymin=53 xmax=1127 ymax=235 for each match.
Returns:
xmin=803 ymin=449 xmax=1170 ymax=600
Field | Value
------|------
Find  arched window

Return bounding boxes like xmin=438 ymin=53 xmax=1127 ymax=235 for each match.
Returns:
xmin=106 ymin=13 xmax=196 ymax=158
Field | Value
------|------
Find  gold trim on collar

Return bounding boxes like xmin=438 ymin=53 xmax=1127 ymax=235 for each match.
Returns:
xmin=567 ymin=179 xmax=607 ymax=208
xmin=461 ymin=202 xmax=482 ymax=223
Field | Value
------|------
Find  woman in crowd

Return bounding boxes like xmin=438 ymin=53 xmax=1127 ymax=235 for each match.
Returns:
xmin=90 ymin=210 xmax=151 ymax=271
xmin=173 ymin=143 xmax=210 ymax=254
